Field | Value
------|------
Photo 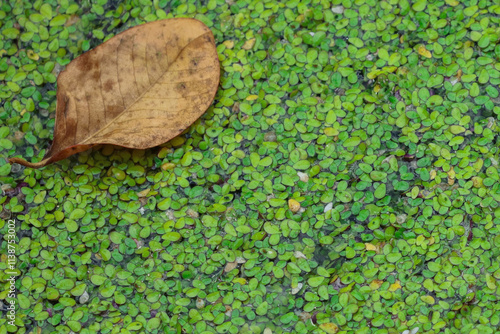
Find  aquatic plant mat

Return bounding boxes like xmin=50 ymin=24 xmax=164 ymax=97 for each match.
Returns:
xmin=1 ymin=0 xmax=500 ymax=333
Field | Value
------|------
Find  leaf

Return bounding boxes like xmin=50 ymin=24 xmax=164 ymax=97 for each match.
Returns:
xmin=418 ymin=44 xmax=432 ymax=58
xmin=10 ymin=18 xmax=220 ymax=168
xmin=319 ymin=323 xmax=339 ymax=334
xmin=308 ymin=276 xmax=325 ymax=287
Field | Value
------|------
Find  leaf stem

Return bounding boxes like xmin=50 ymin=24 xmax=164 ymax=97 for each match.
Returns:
xmin=9 ymin=157 xmax=50 ymax=168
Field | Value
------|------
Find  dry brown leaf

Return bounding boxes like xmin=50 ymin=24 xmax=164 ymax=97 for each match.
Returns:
xmin=10 ymin=18 xmax=220 ymax=168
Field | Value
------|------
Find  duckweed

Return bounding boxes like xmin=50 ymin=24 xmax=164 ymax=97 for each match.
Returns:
xmin=2 ymin=0 xmax=500 ymax=334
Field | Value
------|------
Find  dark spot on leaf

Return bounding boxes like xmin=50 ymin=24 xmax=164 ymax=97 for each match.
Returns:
xmin=76 ymin=57 xmax=91 ymax=71
xmin=103 ymin=79 xmax=114 ymax=93
xmin=106 ymin=105 xmax=121 ymax=115
xmin=175 ymin=82 xmax=186 ymax=93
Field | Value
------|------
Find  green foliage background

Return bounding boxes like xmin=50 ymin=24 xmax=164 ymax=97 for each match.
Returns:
xmin=1 ymin=0 xmax=500 ymax=333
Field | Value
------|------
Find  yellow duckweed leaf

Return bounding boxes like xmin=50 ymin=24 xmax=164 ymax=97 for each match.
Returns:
xmin=365 ymin=243 xmax=377 ymax=251
xmin=324 ymin=127 xmax=339 ymax=136
xmin=418 ymin=45 xmax=432 ymax=58
xmin=421 ymin=295 xmax=435 ymax=304
xmin=222 ymin=40 xmax=234 ymax=49
xmin=339 ymin=282 xmax=355 ymax=293
xmin=319 ymin=323 xmax=339 ymax=334
xmin=232 ymin=278 xmax=247 ymax=285
xmin=370 ymin=279 xmax=384 ymax=290
xmin=389 ymin=281 xmax=401 ymax=292
xmin=242 ymin=38 xmax=255 ymax=50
